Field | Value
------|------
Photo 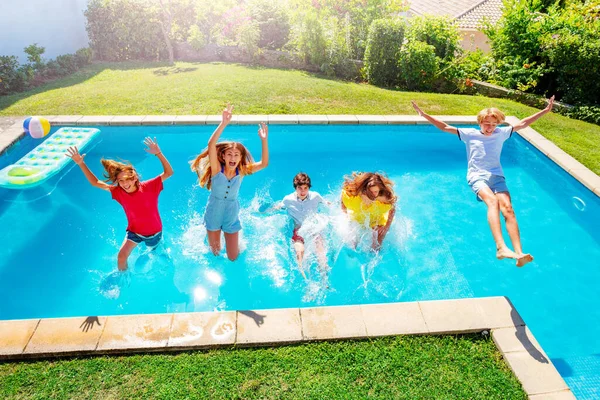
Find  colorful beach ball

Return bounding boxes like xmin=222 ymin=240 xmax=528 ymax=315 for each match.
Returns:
xmin=23 ymin=116 xmax=51 ymax=139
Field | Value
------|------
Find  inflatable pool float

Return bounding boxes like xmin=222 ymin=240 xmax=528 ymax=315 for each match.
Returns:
xmin=0 ymin=127 xmax=101 ymax=189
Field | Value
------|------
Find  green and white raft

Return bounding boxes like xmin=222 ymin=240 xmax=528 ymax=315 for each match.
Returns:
xmin=0 ymin=127 xmax=101 ymax=189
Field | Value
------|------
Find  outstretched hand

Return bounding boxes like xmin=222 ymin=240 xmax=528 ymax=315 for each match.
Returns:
xmin=222 ymin=103 xmax=234 ymax=125
xmin=258 ymin=122 xmax=268 ymax=140
xmin=544 ymin=95 xmax=555 ymax=113
xmin=65 ymin=146 xmax=85 ymax=165
xmin=411 ymin=101 xmax=423 ymax=116
xmin=143 ymin=136 xmax=162 ymax=155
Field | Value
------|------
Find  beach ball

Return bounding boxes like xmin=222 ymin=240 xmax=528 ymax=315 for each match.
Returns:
xmin=23 ymin=116 xmax=51 ymax=139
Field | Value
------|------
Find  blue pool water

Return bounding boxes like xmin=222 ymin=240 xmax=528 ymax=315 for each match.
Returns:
xmin=1 ymin=124 xmax=599 ymax=397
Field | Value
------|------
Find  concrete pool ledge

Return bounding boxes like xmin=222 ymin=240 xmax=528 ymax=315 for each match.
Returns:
xmin=0 ymin=296 xmax=574 ymax=399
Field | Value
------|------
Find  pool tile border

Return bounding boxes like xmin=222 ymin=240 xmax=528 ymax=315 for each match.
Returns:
xmin=0 ymin=296 xmax=574 ymax=398
xmin=1 ymin=114 xmax=596 ymax=198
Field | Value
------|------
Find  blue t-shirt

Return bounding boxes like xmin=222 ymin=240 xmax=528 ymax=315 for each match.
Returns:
xmin=457 ymin=126 xmax=513 ymax=183
xmin=280 ymin=191 xmax=325 ymax=226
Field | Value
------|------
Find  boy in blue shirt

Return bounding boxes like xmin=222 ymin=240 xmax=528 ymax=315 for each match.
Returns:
xmin=412 ymin=96 xmax=554 ymax=267
xmin=271 ymin=172 xmax=330 ymax=280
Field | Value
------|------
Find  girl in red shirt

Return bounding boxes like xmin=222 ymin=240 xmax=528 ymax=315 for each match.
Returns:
xmin=66 ymin=137 xmax=174 ymax=271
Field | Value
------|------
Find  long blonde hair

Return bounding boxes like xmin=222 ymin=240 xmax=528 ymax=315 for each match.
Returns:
xmin=101 ymin=159 xmax=138 ymax=185
xmin=342 ymin=172 xmax=396 ymax=204
xmin=190 ymin=141 xmax=254 ymax=190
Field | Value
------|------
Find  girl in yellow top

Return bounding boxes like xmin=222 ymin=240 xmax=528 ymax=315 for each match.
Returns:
xmin=341 ymin=172 xmax=397 ymax=250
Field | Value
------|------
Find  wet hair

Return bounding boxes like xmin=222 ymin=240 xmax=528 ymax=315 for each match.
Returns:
xmin=342 ymin=172 xmax=396 ymax=204
xmin=190 ymin=141 xmax=254 ymax=190
xmin=101 ymin=159 xmax=138 ymax=185
xmin=477 ymin=108 xmax=505 ymax=124
xmin=293 ymin=172 xmax=311 ymax=188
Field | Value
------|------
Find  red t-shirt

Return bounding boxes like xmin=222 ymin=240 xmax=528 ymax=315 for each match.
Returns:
xmin=111 ymin=176 xmax=164 ymax=236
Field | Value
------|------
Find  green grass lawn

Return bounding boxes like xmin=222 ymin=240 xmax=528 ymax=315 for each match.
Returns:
xmin=0 ymin=335 xmax=525 ymax=399
xmin=0 ymin=61 xmax=598 ymax=175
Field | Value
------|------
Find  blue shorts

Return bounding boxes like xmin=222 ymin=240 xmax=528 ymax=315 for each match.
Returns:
xmin=469 ymin=175 xmax=509 ymax=201
xmin=204 ymin=199 xmax=241 ymax=234
xmin=126 ymin=231 xmax=162 ymax=247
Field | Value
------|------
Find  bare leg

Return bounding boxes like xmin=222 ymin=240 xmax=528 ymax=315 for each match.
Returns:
xmin=207 ymin=230 xmax=222 ymax=256
xmin=224 ymin=231 xmax=239 ymax=261
xmin=477 ymin=188 xmax=517 ymax=260
xmin=496 ymin=192 xmax=533 ymax=267
xmin=117 ymin=239 xmax=138 ymax=271
xmin=293 ymin=241 xmax=307 ymax=279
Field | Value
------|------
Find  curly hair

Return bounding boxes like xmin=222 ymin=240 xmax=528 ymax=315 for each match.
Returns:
xmin=190 ymin=141 xmax=254 ymax=190
xmin=342 ymin=172 xmax=396 ymax=204
xmin=293 ymin=172 xmax=311 ymax=188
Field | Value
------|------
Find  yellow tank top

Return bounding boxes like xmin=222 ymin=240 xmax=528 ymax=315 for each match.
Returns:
xmin=342 ymin=190 xmax=392 ymax=228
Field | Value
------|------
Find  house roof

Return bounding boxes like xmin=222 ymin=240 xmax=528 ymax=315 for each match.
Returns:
xmin=408 ymin=0 xmax=504 ymax=28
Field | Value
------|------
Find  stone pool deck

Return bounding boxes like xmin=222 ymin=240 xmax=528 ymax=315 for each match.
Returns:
xmin=0 ymin=297 xmax=575 ymax=399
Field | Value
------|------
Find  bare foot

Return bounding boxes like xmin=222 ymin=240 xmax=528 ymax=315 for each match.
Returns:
xmin=516 ymin=253 xmax=533 ymax=268
xmin=496 ymin=247 xmax=517 ymax=260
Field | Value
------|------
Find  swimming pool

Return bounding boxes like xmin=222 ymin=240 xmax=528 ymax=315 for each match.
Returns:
xmin=1 ymin=123 xmax=599 ymax=398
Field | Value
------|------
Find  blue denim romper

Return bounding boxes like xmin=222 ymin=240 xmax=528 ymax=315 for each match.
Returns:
xmin=203 ymin=167 xmax=243 ymax=233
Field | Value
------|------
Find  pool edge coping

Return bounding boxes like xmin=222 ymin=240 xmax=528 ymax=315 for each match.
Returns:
xmin=0 ymin=296 xmax=574 ymax=399
xmin=1 ymin=115 xmax=598 ymax=198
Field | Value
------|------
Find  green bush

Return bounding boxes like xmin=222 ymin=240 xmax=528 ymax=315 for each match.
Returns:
xmin=237 ymin=20 xmax=261 ymax=59
xmin=397 ymin=40 xmax=439 ymax=91
xmin=485 ymin=0 xmax=600 ymax=105
xmin=407 ymin=15 xmax=461 ymax=62
xmin=85 ymin=0 xmax=167 ymax=61
xmin=56 ymin=54 xmax=79 ymax=74
xmin=541 ymin=28 xmax=600 ymax=105
xmin=247 ymin=0 xmax=290 ymax=49
xmin=23 ymin=43 xmax=46 ymax=69
xmin=364 ymin=18 xmax=405 ymax=87
xmin=187 ymin=25 xmax=207 ymax=51
xmin=561 ymin=105 xmax=600 ymax=125
xmin=0 ymin=56 xmax=27 ymax=94
xmin=456 ymin=49 xmax=494 ymax=82
xmin=0 ymin=46 xmax=92 ymax=95
xmin=75 ymin=48 xmax=93 ymax=67
xmin=295 ymin=11 xmax=328 ymax=66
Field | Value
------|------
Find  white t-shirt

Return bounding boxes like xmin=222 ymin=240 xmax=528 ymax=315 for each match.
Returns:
xmin=281 ymin=191 xmax=325 ymax=226
xmin=457 ymin=126 xmax=513 ymax=183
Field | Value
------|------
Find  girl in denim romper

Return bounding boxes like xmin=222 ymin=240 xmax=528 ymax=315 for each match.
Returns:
xmin=191 ymin=104 xmax=269 ymax=260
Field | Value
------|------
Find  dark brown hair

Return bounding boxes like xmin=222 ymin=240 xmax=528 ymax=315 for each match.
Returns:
xmin=342 ymin=172 xmax=396 ymax=204
xmin=293 ymin=172 xmax=311 ymax=188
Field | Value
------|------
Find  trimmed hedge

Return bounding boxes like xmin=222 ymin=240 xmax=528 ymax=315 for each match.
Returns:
xmin=364 ymin=18 xmax=406 ymax=87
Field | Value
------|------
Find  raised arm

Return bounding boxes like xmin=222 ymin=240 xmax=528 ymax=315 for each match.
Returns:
xmin=250 ymin=122 xmax=269 ymax=173
xmin=143 ymin=137 xmax=173 ymax=181
xmin=512 ymin=95 xmax=554 ymax=131
xmin=65 ymin=146 xmax=112 ymax=191
xmin=412 ymin=101 xmax=458 ymax=135
xmin=208 ymin=104 xmax=234 ymax=176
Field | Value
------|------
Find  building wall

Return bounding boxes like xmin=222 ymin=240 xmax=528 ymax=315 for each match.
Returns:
xmin=0 ymin=0 xmax=89 ymax=63
xmin=459 ymin=29 xmax=491 ymax=53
